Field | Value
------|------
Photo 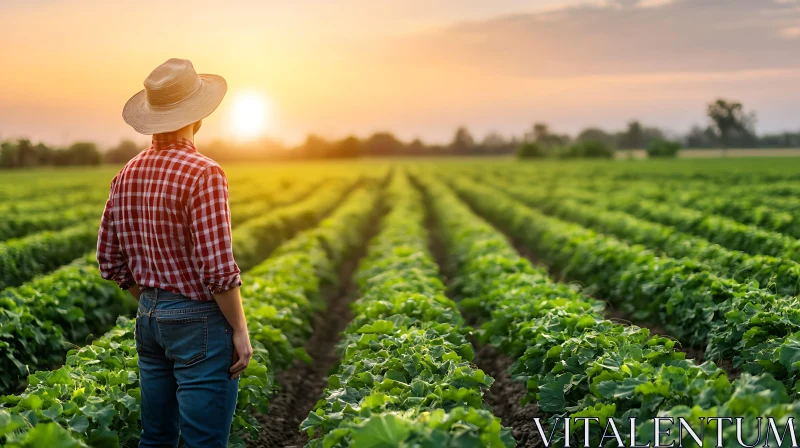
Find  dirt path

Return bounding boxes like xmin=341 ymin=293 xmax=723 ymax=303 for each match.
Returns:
xmin=421 ymin=198 xmax=544 ymax=448
xmin=473 ymin=344 xmax=544 ymax=448
xmin=247 ymin=212 xmax=383 ymax=448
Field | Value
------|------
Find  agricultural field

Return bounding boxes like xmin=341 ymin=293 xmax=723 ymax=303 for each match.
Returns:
xmin=3 ymin=157 xmax=800 ymax=447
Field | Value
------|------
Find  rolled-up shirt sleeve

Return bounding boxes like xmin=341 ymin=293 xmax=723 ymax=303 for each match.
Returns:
xmin=97 ymin=177 xmax=135 ymax=289
xmin=189 ymin=166 xmax=242 ymax=294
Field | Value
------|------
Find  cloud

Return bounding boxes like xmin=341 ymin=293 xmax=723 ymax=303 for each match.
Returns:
xmin=637 ymin=0 xmax=675 ymax=7
xmin=393 ymin=0 xmax=800 ymax=78
xmin=780 ymin=26 xmax=800 ymax=38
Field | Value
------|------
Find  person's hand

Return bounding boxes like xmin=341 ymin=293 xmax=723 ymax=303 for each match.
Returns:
xmin=230 ymin=329 xmax=253 ymax=379
xmin=128 ymin=284 xmax=142 ymax=301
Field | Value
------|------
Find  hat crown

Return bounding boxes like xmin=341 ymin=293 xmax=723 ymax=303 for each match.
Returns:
xmin=144 ymin=58 xmax=202 ymax=108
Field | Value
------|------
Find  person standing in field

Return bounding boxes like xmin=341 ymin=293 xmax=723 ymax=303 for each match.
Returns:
xmin=97 ymin=58 xmax=253 ymax=448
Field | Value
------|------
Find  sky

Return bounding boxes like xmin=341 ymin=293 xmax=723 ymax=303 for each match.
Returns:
xmin=1 ymin=0 xmax=800 ymax=147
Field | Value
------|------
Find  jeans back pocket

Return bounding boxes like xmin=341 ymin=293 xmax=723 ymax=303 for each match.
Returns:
xmin=156 ymin=316 xmax=208 ymax=365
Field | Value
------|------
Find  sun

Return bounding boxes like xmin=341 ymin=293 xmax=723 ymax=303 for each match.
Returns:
xmin=229 ymin=90 xmax=273 ymax=139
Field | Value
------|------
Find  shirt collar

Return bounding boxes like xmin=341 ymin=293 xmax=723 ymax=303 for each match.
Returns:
xmin=151 ymin=133 xmax=197 ymax=152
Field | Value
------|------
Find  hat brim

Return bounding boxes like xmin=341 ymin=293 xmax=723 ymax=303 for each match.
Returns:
xmin=122 ymin=74 xmax=227 ymax=135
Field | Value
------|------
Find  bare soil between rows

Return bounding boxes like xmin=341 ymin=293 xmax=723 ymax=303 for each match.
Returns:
xmin=473 ymin=344 xmax=544 ymax=448
xmin=454 ymin=192 xmax=742 ymax=381
xmin=422 ymin=196 xmax=544 ymax=448
xmin=246 ymin=209 xmax=383 ymax=448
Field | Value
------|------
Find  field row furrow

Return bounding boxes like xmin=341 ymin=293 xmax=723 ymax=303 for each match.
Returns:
xmin=486 ymin=177 xmax=800 ymax=297
xmin=415 ymin=172 xmax=760 ymax=445
xmin=302 ymin=172 xmax=512 ymax=447
xmin=0 ymin=203 xmax=103 ymax=242
xmin=230 ymin=178 xmax=324 ymax=227
xmin=0 ymin=224 xmax=98 ymax=292
xmin=507 ymin=174 xmax=800 ymax=240
xmin=428 ymin=172 xmax=800 ymax=446
xmin=233 ymin=178 xmax=360 ymax=271
xmin=0 ymin=191 xmax=108 ymax=219
xmin=446 ymin=176 xmax=800 ymax=393
xmin=522 ymin=183 xmax=800 ymax=263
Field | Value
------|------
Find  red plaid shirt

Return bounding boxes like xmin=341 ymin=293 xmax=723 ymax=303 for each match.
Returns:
xmin=97 ymin=135 xmax=241 ymax=301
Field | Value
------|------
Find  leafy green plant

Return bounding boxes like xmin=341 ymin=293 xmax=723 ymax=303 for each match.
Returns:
xmin=416 ymin=172 xmax=800 ymax=446
xmin=231 ymin=179 xmax=325 ymax=227
xmin=302 ymin=173 xmax=513 ymax=448
xmin=0 ymin=225 xmax=98 ymax=291
xmin=233 ymin=179 xmax=358 ymax=270
xmin=0 ymin=255 xmax=134 ymax=394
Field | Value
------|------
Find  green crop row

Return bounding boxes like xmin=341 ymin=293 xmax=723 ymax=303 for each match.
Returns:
xmin=505 ymin=173 xmax=800 ymax=242
xmin=418 ymin=173 xmax=800 ymax=447
xmin=659 ymin=194 xmax=800 ymax=238
xmin=233 ymin=178 xmax=359 ymax=270
xmin=0 ymin=255 xmax=134 ymax=394
xmin=482 ymin=177 xmax=800 ymax=386
xmin=487 ymin=178 xmax=800 ymax=297
xmin=554 ymin=185 xmax=800 ymax=263
xmin=0 ymin=178 xmax=109 ymax=203
xmin=0 ymin=204 xmax=103 ymax=242
xmin=230 ymin=178 xmax=324 ymax=227
xmin=0 ymin=225 xmax=98 ymax=291
xmin=447 ymin=176 xmax=800 ymax=393
xmin=0 ymin=184 xmax=383 ymax=448
xmin=302 ymin=172 xmax=512 ymax=448
xmin=0 ymin=191 xmax=107 ymax=218
xmin=238 ymin=185 xmax=383 ymax=375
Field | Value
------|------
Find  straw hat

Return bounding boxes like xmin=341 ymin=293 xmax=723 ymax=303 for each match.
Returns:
xmin=122 ymin=58 xmax=227 ymax=135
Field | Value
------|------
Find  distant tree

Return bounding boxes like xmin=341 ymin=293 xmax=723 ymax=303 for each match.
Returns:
xmin=523 ymin=122 xmax=570 ymax=149
xmin=524 ymin=123 xmax=549 ymax=143
xmin=105 ymin=140 xmax=142 ymax=164
xmin=299 ymin=134 xmax=332 ymax=159
xmin=54 ymin=142 xmax=101 ymax=166
xmin=0 ymin=141 xmax=18 ymax=168
xmin=406 ymin=138 xmax=427 ymax=156
xmin=647 ymin=139 xmax=681 ymax=158
xmin=619 ymin=121 xmax=644 ymax=150
xmin=334 ymin=136 xmax=362 ymax=158
xmin=16 ymin=139 xmax=37 ymax=167
xmin=450 ymin=126 xmax=476 ymax=154
xmin=684 ymin=125 xmax=718 ymax=148
xmin=642 ymin=126 xmax=666 ymax=146
xmin=482 ymin=132 xmax=512 ymax=154
xmin=759 ymin=132 xmax=800 ymax=148
xmin=707 ymin=98 xmax=757 ymax=156
xmin=363 ymin=132 xmax=405 ymax=157
xmin=34 ymin=143 xmax=54 ymax=165
xmin=517 ymin=142 xmax=547 ymax=159
xmin=577 ymin=128 xmax=617 ymax=147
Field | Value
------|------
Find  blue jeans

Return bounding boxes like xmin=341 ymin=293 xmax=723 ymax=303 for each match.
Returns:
xmin=134 ymin=288 xmax=239 ymax=448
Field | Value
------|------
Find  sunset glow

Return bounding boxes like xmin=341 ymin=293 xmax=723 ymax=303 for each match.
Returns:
xmin=229 ymin=91 xmax=273 ymax=140
xmin=1 ymin=0 xmax=800 ymax=146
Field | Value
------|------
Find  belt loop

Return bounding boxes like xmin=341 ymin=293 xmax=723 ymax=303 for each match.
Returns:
xmin=149 ymin=288 xmax=159 ymax=315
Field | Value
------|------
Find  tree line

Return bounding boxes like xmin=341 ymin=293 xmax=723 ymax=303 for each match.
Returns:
xmin=0 ymin=98 xmax=796 ymax=168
